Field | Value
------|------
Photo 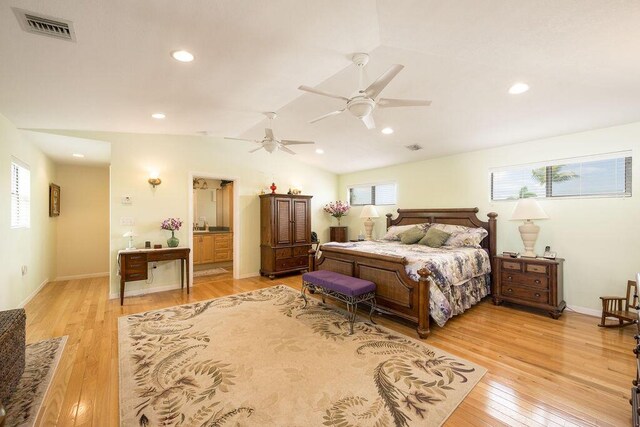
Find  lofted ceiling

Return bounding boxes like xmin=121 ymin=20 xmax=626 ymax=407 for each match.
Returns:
xmin=1 ymin=1 xmax=640 ymax=173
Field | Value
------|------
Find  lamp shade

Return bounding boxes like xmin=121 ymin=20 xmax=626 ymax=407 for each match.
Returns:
xmin=510 ymin=198 xmax=549 ymax=221
xmin=360 ymin=205 xmax=379 ymax=219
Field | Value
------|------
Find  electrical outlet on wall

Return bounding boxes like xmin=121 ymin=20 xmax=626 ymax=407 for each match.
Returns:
xmin=121 ymin=195 xmax=133 ymax=205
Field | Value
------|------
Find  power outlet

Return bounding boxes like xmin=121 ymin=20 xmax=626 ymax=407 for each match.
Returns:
xmin=151 ymin=262 xmax=157 ymax=269
xmin=21 ymin=265 xmax=27 ymax=276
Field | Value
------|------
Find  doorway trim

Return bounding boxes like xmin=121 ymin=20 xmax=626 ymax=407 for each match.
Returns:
xmin=187 ymin=172 xmax=240 ymax=281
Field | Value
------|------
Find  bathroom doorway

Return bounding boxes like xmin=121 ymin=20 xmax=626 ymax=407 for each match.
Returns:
xmin=190 ymin=176 xmax=236 ymax=280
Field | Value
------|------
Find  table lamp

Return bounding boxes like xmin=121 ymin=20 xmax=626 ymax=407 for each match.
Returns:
xmin=123 ymin=230 xmax=137 ymax=250
xmin=510 ymin=198 xmax=548 ymax=258
xmin=360 ymin=205 xmax=379 ymax=241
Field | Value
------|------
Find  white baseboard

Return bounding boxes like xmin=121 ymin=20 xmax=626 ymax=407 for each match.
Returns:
xmin=109 ymin=283 xmax=186 ymax=300
xmin=19 ymin=278 xmax=49 ymax=308
xmin=54 ymin=272 xmax=109 ymax=281
xmin=238 ymin=272 xmax=260 ymax=279
xmin=566 ymin=305 xmax=600 ymax=318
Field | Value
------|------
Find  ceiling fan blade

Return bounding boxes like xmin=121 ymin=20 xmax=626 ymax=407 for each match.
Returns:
xmin=225 ymin=137 xmax=256 ymax=142
xmin=378 ymin=98 xmax=432 ymax=108
xmin=298 ymin=85 xmax=349 ymax=102
xmin=361 ymin=114 xmax=376 ymax=130
xmin=281 ymin=140 xmax=315 ymax=145
xmin=279 ymin=146 xmax=296 ymax=155
xmin=265 ymin=128 xmax=274 ymax=140
xmin=309 ymin=109 xmax=345 ymax=124
xmin=364 ymin=64 xmax=404 ymax=99
xmin=248 ymin=146 xmax=264 ymax=153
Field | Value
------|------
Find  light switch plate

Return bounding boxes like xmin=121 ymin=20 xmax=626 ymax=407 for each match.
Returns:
xmin=121 ymin=195 xmax=132 ymax=205
xmin=120 ymin=216 xmax=135 ymax=226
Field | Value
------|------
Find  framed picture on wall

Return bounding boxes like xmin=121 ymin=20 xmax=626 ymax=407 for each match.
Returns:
xmin=49 ymin=183 xmax=60 ymax=217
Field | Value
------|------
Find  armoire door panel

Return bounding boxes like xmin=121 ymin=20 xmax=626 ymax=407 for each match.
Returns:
xmin=293 ymin=199 xmax=308 ymax=244
xmin=275 ymin=198 xmax=292 ymax=245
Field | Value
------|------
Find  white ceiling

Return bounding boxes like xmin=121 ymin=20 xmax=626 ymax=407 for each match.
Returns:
xmin=25 ymin=130 xmax=111 ymax=166
xmin=1 ymin=1 xmax=640 ymax=173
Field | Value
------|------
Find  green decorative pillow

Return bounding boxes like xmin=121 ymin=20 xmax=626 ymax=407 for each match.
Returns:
xmin=398 ymin=226 xmax=426 ymax=244
xmin=419 ymin=227 xmax=451 ymax=248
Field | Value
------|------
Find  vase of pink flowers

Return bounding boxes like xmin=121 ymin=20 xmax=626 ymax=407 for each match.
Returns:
xmin=323 ymin=201 xmax=350 ymax=226
xmin=161 ymin=218 xmax=183 ymax=248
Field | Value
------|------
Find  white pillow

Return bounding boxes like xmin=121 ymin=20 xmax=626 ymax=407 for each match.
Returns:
xmin=382 ymin=223 xmax=429 ymax=241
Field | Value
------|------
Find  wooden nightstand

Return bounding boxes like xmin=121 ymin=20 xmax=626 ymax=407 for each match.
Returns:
xmin=493 ymin=255 xmax=566 ymax=319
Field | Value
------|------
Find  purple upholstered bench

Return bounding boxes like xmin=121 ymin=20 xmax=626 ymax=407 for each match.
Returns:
xmin=301 ymin=270 xmax=377 ymax=334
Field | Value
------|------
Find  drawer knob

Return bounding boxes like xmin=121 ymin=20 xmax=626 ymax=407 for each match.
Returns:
xmin=534 ymin=279 xmax=541 ymax=284
xmin=507 ymin=288 xmax=513 ymax=292
xmin=507 ymin=276 xmax=512 ymax=281
xmin=535 ymin=293 xmax=541 ymax=297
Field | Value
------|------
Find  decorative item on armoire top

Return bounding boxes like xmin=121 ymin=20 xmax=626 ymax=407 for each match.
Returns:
xmin=270 ymin=182 xmax=277 ymax=194
xmin=323 ymin=201 xmax=350 ymax=226
xmin=49 ymin=183 xmax=60 ymax=217
xmin=360 ymin=205 xmax=379 ymax=241
xmin=287 ymin=188 xmax=293 ymax=195
xmin=161 ymin=218 xmax=183 ymax=248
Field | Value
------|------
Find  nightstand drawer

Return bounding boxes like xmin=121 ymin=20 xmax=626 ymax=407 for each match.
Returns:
xmin=501 ymin=285 xmax=549 ymax=304
xmin=502 ymin=260 xmax=522 ymax=272
xmin=526 ymin=264 xmax=549 ymax=274
xmin=502 ymin=272 xmax=549 ymax=289
xmin=125 ymin=261 xmax=147 ymax=272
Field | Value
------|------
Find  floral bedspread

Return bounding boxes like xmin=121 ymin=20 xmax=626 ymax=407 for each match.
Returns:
xmin=321 ymin=241 xmax=491 ymax=327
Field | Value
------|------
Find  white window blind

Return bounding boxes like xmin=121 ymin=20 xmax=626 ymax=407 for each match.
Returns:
xmin=348 ymin=183 xmax=396 ymax=206
xmin=490 ymin=151 xmax=632 ymax=201
xmin=11 ymin=159 xmax=30 ymax=228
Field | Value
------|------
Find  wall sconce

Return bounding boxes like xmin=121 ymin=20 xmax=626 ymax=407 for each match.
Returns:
xmin=148 ymin=172 xmax=162 ymax=188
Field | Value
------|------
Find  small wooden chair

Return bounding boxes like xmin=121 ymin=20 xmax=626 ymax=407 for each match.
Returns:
xmin=599 ymin=280 xmax=638 ymax=328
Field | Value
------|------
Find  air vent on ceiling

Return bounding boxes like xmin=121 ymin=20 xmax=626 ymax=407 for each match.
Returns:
xmin=13 ymin=8 xmax=76 ymax=42
xmin=405 ymin=144 xmax=423 ymax=151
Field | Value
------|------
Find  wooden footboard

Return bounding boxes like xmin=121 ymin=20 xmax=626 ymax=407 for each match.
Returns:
xmin=309 ymin=247 xmax=432 ymax=338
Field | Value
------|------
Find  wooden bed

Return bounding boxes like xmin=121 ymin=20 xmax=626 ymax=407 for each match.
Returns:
xmin=308 ymin=208 xmax=497 ymax=338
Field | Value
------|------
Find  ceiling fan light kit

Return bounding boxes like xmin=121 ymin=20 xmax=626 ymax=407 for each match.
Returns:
xmin=299 ymin=52 xmax=431 ymax=130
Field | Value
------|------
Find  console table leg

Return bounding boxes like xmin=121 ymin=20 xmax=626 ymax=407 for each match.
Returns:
xmin=120 ymin=278 xmax=125 ymax=306
xmin=186 ymin=258 xmax=190 ymax=294
xmin=181 ymin=259 xmax=184 ymax=290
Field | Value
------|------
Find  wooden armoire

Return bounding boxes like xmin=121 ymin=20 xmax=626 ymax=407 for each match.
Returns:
xmin=260 ymin=194 xmax=312 ymax=279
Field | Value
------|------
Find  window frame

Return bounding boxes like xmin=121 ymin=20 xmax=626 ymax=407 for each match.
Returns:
xmin=489 ymin=151 xmax=632 ymax=202
xmin=10 ymin=157 xmax=31 ymax=229
xmin=347 ymin=181 xmax=397 ymax=206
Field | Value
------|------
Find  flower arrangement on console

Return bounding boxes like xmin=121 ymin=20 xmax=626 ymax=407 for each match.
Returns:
xmin=323 ymin=201 xmax=350 ymax=226
xmin=161 ymin=218 xmax=183 ymax=247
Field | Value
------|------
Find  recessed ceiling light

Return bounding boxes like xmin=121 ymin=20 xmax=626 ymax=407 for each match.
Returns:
xmin=151 ymin=113 xmax=166 ymax=119
xmin=72 ymin=153 xmax=84 ymax=158
xmin=381 ymin=127 xmax=394 ymax=135
xmin=508 ymin=82 xmax=530 ymax=95
xmin=171 ymin=50 xmax=194 ymax=62
xmin=315 ymin=149 xmax=324 ymax=154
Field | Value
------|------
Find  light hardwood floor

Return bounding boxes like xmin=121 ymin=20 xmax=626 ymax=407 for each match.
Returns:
xmin=24 ymin=272 xmax=635 ymax=426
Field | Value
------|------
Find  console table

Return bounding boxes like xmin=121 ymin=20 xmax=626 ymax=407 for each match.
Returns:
xmin=117 ymin=247 xmax=190 ymax=305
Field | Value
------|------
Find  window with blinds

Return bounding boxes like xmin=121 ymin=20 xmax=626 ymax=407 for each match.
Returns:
xmin=11 ymin=159 xmax=31 ymax=228
xmin=490 ymin=152 xmax=632 ymax=201
xmin=348 ymin=183 xmax=396 ymax=206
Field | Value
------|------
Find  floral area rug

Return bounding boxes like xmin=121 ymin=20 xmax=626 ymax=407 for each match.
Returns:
xmin=5 ymin=336 xmax=67 ymax=427
xmin=118 ymin=285 xmax=486 ymax=426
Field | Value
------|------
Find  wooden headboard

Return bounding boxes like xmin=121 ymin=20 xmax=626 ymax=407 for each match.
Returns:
xmin=386 ymin=208 xmax=498 ymax=258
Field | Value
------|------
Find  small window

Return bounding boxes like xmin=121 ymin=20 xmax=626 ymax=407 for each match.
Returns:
xmin=348 ymin=183 xmax=396 ymax=206
xmin=490 ymin=152 xmax=632 ymax=201
xmin=11 ymin=159 xmax=30 ymax=229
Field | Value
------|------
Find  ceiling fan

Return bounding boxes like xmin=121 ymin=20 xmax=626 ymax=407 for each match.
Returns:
xmin=225 ymin=112 xmax=315 ymax=155
xmin=298 ymin=53 xmax=431 ymax=130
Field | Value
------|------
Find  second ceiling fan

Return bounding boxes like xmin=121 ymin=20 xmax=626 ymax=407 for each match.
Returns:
xmin=299 ymin=53 xmax=431 ymax=130
xmin=225 ymin=112 xmax=314 ymax=155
